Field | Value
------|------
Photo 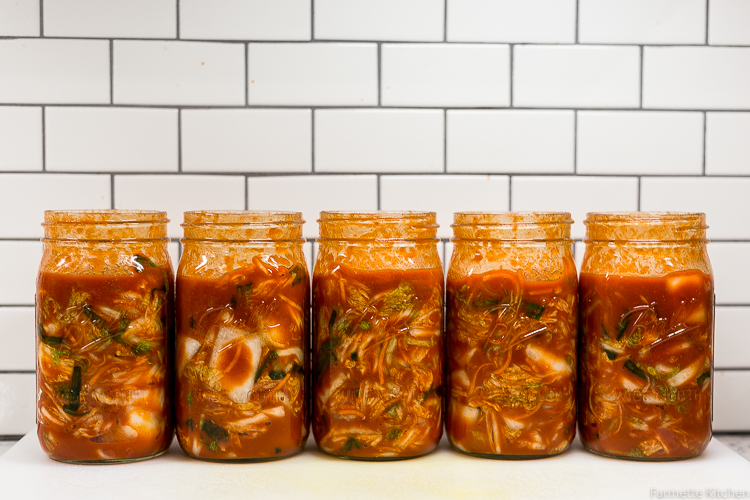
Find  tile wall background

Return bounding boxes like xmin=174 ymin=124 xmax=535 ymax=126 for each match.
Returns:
xmin=0 ymin=0 xmax=749 ymax=437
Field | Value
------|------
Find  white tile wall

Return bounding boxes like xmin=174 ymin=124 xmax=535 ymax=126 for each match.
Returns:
xmin=0 ymin=0 xmax=39 ymax=36
xmin=714 ymin=370 xmax=750 ymax=432
xmin=709 ymin=243 xmax=750 ymax=305
xmin=246 ymin=175 xmax=378 ymax=238
xmin=180 ymin=0 xmax=310 ymax=41
xmin=513 ymin=45 xmax=641 ymax=108
xmin=182 ymin=109 xmax=312 ymax=173
xmin=709 ymin=0 xmax=750 ymax=46
xmin=43 ymin=0 xmax=176 ymax=38
xmin=511 ymin=176 xmax=640 ymax=239
xmin=114 ymin=174 xmax=246 ymax=238
xmin=113 ymin=41 xmax=245 ymax=106
xmin=381 ymin=175 xmax=510 ymax=239
xmin=643 ymin=47 xmax=750 ymax=110
xmin=0 ymin=174 xmax=111 ymax=238
xmin=381 ymin=44 xmax=510 ymax=107
xmin=315 ymin=0 xmax=444 ymax=42
xmin=0 ymin=106 xmax=42 ymax=171
xmin=578 ymin=0 xmax=706 ymax=45
xmin=0 ymin=374 xmax=35 ymax=435
xmin=640 ymin=177 xmax=750 ymax=240
xmin=247 ymin=43 xmax=378 ymax=106
xmin=0 ymin=308 xmax=34 ymax=371
xmin=315 ymin=109 xmax=444 ymax=173
xmin=706 ymin=113 xmax=750 ymax=175
xmin=0 ymin=241 xmax=42 ymax=305
xmin=2 ymin=0 xmax=750 ymax=435
xmin=45 ymin=107 xmax=178 ymax=172
xmin=447 ymin=110 xmax=574 ymax=174
xmin=0 ymin=39 xmax=109 ymax=104
xmin=715 ymin=307 xmax=750 ymax=369
xmin=446 ymin=0 xmax=576 ymax=44
xmin=577 ymin=111 xmax=704 ymax=175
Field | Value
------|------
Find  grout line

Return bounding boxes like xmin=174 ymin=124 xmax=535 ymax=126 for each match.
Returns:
xmin=702 ymin=111 xmax=707 ymax=176
xmin=705 ymin=0 xmax=710 ymax=45
xmin=311 ymin=109 xmax=316 ymax=172
xmin=509 ymin=44 xmax=514 ymax=108
xmin=377 ymin=43 xmax=382 ymax=107
xmin=41 ymin=106 xmax=46 ymax=171
xmin=244 ymin=175 xmax=249 ymax=210
xmin=573 ymin=111 xmax=577 ymax=174
xmin=376 ymin=175 xmax=381 ymax=210
xmin=636 ymin=176 xmax=641 ymax=211
xmin=443 ymin=0 xmax=448 ymax=42
xmin=109 ymin=40 xmax=114 ymax=104
xmin=507 ymin=176 xmax=513 ymax=210
xmin=38 ymin=0 xmax=43 ymax=36
xmin=245 ymin=43 xmax=249 ymax=106
xmin=177 ymin=108 xmax=182 ymax=173
xmin=176 ymin=0 xmax=180 ymax=39
xmin=110 ymin=174 xmax=115 ymax=209
xmin=639 ymin=45 xmax=644 ymax=109
xmin=575 ymin=0 xmax=579 ymax=44
xmin=310 ymin=0 xmax=314 ymax=40
xmin=443 ymin=109 xmax=447 ymax=173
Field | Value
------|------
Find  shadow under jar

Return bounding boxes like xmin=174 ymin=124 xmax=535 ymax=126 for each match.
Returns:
xmin=312 ymin=212 xmax=444 ymax=460
xmin=175 ymin=211 xmax=309 ymax=462
xmin=36 ymin=210 xmax=174 ymax=464
xmin=446 ymin=212 xmax=578 ymax=459
xmin=578 ymin=212 xmax=714 ymax=461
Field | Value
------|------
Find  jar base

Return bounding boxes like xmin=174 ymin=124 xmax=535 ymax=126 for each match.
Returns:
xmin=449 ymin=443 xmax=570 ymax=460
xmin=581 ymin=443 xmax=705 ymax=462
xmin=319 ymin=446 xmax=437 ymax=462
xmin=180 ymin=447 xmax=304 ymax=463
xmin=48 ymin=447 xmax=169 ymax=465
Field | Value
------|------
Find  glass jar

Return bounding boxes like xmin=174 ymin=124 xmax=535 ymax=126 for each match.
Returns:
xmin=36 ymin=210 xmax=174 ymax=463
xmin=175 ymin=211 xmax=309 ymax=461
xmin=446 ymin=212 xmax=578 ymax=459
xmin=579 ymin=212 xmax=714 ymax=461
xmin=312 ymin=212 xmax=444 ymax=460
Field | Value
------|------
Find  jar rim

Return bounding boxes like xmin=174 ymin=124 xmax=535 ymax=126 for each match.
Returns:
xmin=584 ymin=211 xmax=708 ymax=243
xmin=182 ymin=210 xmax=304 ymax=226
xmin=318 ymin=211 xmax=437 ymax=222
xmin=585 ymin=211 xmax=707 ymax=224
xmin=453 ymin=211 xmax=573 ymax=227
xmin=43 ymin=209 xmax=169 ymax=225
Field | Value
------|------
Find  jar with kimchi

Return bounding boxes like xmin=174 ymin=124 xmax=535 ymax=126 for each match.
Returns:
xmin=312 ymin=212 xmax=444 ymax=460
xmin=36 ymin=210 xmax=174 ymax=463
xmin=446 ymin=212 xmax=578 ymax=459
xmin=176 ymin=211 xmax=309 ymax=461
xmin=579 ymin=212 xmax=714 ymax=461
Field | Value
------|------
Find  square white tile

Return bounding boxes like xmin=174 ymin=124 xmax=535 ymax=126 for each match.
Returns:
xmin=0 ymin=307 xmax=35 ymax=371
xmin=709 ymin=0 xmax=750 ymax=45
xmin=315 ymin=109 xmax=444 ymax=173
xmin=0 ymin=0 xmax=39 ymax=36
xmin=0 ymin=106 xmax=42 ymax=172
xmin=706 ymin=112 xmax=750 ymax=175
xmin=709 ymin=242 xmax=750 ymax=304
xmin=0 ymin=241 xmax=43 ymax=305
xmin=715 ymin=307 xmax=750 ymax=369
xmin=447 ymin=110 xmax=574 ymax=174
xmin=382 ymin=44 xmax=510 ymax=107
xmin=714 ymin=370 xmax=750 ymax=431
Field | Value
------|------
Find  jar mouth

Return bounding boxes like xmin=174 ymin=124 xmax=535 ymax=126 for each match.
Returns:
xmin=42 ymin=210 xmax=169 ymax=242
xmin=584 ymin=212 xmax=708 ymax=243
xmin=452 ymin=212 xmax=573 ymax=242
xmin=182 ymin=210 xmax=305 ymax=242
xmin=318 ymin=211 xmax=439 ymax=241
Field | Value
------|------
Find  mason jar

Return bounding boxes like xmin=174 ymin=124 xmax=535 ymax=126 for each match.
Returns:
xmin=446 ymin=212 xmax=578 ymax=459
xmin=175 ymin=211 xmax=309 ymax=461
xmin=312 ymin=212 xmax=444 ymax=460
xmin=579 ymin=212 xmax=714 ymax=461
xmin=36 ymin=210 xmax=174 ymax=463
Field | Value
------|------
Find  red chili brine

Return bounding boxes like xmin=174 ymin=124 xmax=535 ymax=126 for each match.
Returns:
xmin=579 ymin=212 xmax=714 ymax=461
xmin=175 ymin=211 xmax=309 ymax=462
xmin=312 ymin=212 xmax=444 ymax=460
xmin=36 ymin=210 xmax=174 ymax=463
xmin=446 ymin=212 xmax=578 ymax=458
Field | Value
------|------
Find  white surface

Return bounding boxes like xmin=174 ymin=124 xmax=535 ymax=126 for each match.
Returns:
xmin=715 ymin=307 xmax=750 ymax=369
xmin=315 ymin=109 xmax=444 ymax=173
xmin=706 ymin=112 xmax=750 ymax=175
xmin=0 ymin=308 xmax=35 ymax=371
xmin=578 ymin=0 xmax=706 ymax=44
xmin=576 ymin=111 xmax=704 ymax=175
xmin=640 ymin=177 xmax=750 ymax=240
xmin=315 ymin=0 xmax=444 ymax=42
xmin=0 ymin=434 xmax=749 ymax=500
xmin=447 ymin=110 xmax=574 ymax=174
xmin=446 ymin=0 xmax=576 ymax=43
xmin=381 ymin=44 xmax=510 ymax=107
xmin=180 ymin=0 xmax=310 ymax=41
xmin=0 ymin=173 xmax=111 ymax=238
xmin=181 ymin=109 xmax=312 ymax=173
xmin=0 ymin=106 xmax=42 ymax=171
xmin=114 ymin=41 xmax=245 ymax=106
xmin=513 ymin=45 xmax=641 ymax=108
xmin=0 ymin=39 xmax=109 ymax=104
xmin=46 ymin=107 xmax=179 ymax=172
xmin=0 ymin=0 xmax=39 ymax=36
xmin=247 ymin=43 xmax=378 ymax=106
xmin=643 ymin=47 xmax=750 ymax=110
xmin=709 ymin=0 xmax=750 ymax=45
xmin=43 ymin=0 xmax=176 ymax=38
xmin=715 ymin=371 xmax=750 ymax=432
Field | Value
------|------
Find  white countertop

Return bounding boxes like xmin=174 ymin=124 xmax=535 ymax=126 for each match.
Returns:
xmin=1 ymin=432 xmax=749 ymax=499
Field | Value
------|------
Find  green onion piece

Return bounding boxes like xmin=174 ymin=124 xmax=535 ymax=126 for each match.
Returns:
xmin=616 ymin=316 xmax=631 ymax=341
xmin=359 ymin=320 xmax=371 ymax=331
xmin=350 ymin=352 xmax=358 ymax=362
xmin=603 ymin=346 xmax=618 ymax=361
xmin=523 ymin=301 xmax=545 ymax=321
xmin=37 ymin=323 xmax=64 ymax=346
xmin=385 ymin=429 xmax=401 ymax=440
xmin=328 ymin=309 xmax=338 ymax=331
xmin=200 ymin=419 xmax=229 ymax=442
xmin=624 ymin=360 xmax=648 ymax=380
xmin=133 ymin=254 xmax=157 ymax=273
xmin=696 ymin=370 xmax=711 ymax=386
xmin=341 ymin=437 xmax=360 ymax=453
xmin=255 ymin=350 xmax=279 ymax=382
xmin=268 ymin=370 xmax=285 ymax=380
xmin=62 ymin=365 xmax=82 ymax=414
